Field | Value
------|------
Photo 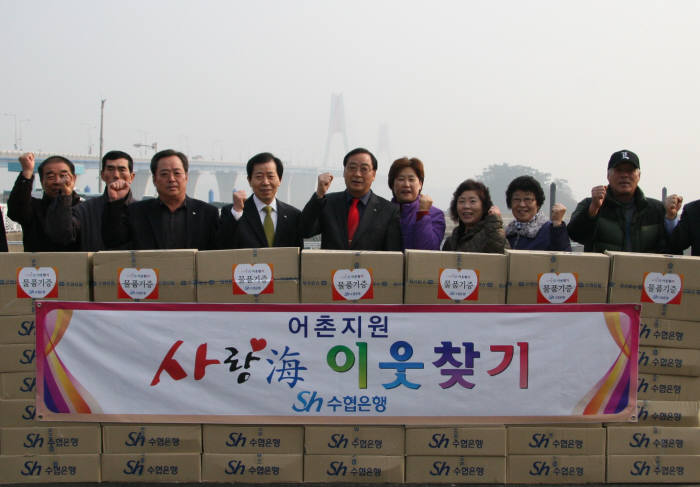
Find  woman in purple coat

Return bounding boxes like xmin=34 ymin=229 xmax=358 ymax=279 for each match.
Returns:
xmin=505 ymin=176 xmax=571 ymax=251
xmin=388 ymin=157 xmax=446 ymax=250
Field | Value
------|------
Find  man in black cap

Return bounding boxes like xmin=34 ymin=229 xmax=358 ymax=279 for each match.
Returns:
xmin=568 ymin=149 xmax=681 ymax=253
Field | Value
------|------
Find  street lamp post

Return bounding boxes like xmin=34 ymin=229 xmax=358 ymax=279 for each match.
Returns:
xmin=17 ymin=119 xmax=30 ymax=151
xmin=2 ymin=113 xmax=18 ymax=150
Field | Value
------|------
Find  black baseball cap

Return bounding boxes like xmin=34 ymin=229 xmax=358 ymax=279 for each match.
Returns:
xmin=608 ymin=150 xmax=640 ymax=169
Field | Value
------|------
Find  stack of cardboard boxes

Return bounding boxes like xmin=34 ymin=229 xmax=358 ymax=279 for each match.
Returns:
xmin=92 ymin=250 xmax=201 ymax=482
xmin=201 ymin=425 xmax=304 ymax=482
xmin=0 ymin=252 xmax=100 ymax=482
xmin=606 ymin=251 xmax=700 ymax=484
xmin=100 ymin=424 xmax=202 ymax=482
xmin=506 ymin=425 xmax=606 ymax=484
xmin=503 ymin=250 xmax=610 ymax=483
xmin=3 ymin=247 xmax=700 ymax=483
xmin=405 ymin=426 xmax=506 ymax=483
xmin=303 ymin=425 xmax=405 ymax=482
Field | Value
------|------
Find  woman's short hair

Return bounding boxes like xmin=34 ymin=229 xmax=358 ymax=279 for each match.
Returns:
xmin=449 ymin=179 xmax=493 ymax=223
xmin=505 ymin=175 xmax=545 ymax=209
xmin=387 ymin=157 xmax=424 ymax=191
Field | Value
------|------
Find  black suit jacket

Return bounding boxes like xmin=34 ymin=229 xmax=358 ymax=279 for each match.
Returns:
xmin=103 ymin=196 xmax=219 ymax=250
xmin=671 ymin=199 xmax=700 ymax=256
xmin=7 ymin=173 xmax=81 ymax=252
xmin=301 ymin=190 xmax=402 ymax=251
xmin=216 ymin=196 xmax=303 ymax=249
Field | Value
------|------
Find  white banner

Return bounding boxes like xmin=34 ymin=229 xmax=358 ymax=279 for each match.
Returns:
xmin=37 ymin=302 xmax=638 ymax=423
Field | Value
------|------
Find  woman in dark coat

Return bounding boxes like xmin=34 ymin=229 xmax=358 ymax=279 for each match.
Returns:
xmin=442 ymin=179 xmax=507 ymax=253
xmin=505 ymin=176 xmax=571 ymax=251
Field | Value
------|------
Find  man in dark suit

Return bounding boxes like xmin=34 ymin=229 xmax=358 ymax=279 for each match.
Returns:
xmin=103 ymin=149 xmax=219 ymax=250
xmin=669 ymin=198 xmax=700 ymax=256
xmin=8 ymin=152 xmax=82 ymax=251
xmin=217 ymin=152 xmax=302 ymax=249
xmin=47 ymin=150 xmax=136 ymax=251
xmin=301 ymin=147 xmax=402 ymax=251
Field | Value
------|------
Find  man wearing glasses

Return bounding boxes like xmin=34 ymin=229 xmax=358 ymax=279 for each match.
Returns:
xmin=8 ymin=152 xmax=82 ymax=251
xmin=47 ymin=150 xmax=135 ymax=251
xmin=301 ymin=147 xmax=401 ymax=250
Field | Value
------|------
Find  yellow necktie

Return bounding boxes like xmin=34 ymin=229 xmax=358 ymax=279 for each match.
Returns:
xmin=263 ymin=206 xmax=274 ymax=247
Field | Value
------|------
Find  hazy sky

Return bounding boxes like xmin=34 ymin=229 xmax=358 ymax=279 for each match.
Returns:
xmin=2 ymin=0 xmax=699 ymax=209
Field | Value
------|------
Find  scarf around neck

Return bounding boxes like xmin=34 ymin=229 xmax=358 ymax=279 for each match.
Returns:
xmin=505 ymin=211 xmax=548 ymax=239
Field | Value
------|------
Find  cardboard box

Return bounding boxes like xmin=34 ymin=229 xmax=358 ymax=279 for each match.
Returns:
xmin=406 ymin=455 xmax=506 ymax=485
xmin=0 ymin=454 xmax=100 ymax=483
xmin=506 ymin=455 xmax=605 ymax=484
xmin=506 ymin=249 xmax=609 ymax=304
xmin=100 ymin=453 xmax=201 ymax=482
xmin=607 ymin=454 xmax=700 ymax=483
xmin=640 ymin=317 xmax=700 ymax=349
xmin=0 ymin=343 xmax=35 ymax=372
xmin=404 ymin=455 xmax=506 ymax=483
xmin=607 ymin=400 xmax=700 ymax=427
xmin=197 ymin=248 xmax=300 ymax=303
xmin=0 ymin=398 xmax=38 ymax=427
xmin=304 ymin=425 xmax=404 ymax=455
xmin=201 ymin=453 xmax=303 ymax=482
xmin=0 ymin=252 xmax=91 ymax=315
xmin=607 ymin=251 xmax=700 ymax=321
xmin=404 ymin=426 xmax=505 ymax=456
xmin=102 ymin=424 xmax=202 ymax=453
xmin=638 ymin=373 xmax=700 ymax=401
xmin=0 ymin=425 xmax=101 ymax=454
xmin=639 ymin=346 xmax=700 ymax=376
xmin=1 ymin=371 xmax=36 ymax=399
xmin=0 ymin=314 xmax=35 ymax=344
xmin=203 ymin=425 xmax=303 ymax=453
xmin=300 ymin=250 xmax=403 ymax=304
xmin=92 ymin=250 xmax=196 ymax=302
xmin=404 ymin=250 xmax=506 ymax=304
xmin=0 ymin=399 xmax=92 ymax=427
xmin=607 ymin=426 xmax=700 ymax=454
xmin=507 ymin=426 xmax=605 ymax=455
xmin=303 ymin=454 xmax=404 ymax=483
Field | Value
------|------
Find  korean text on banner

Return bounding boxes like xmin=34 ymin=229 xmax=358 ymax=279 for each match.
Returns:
xmin=35 ymin=302 xmax=639 ymax=424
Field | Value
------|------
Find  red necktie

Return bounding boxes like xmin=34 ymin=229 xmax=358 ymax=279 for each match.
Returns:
xmin=347 ymin=198 xmax=359 ymax=243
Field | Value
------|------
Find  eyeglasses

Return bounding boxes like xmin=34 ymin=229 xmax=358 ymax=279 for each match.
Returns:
xmin=345 ymin=164 xmax=372 ymax=175
xmin=512 ymin=197 xmax=536 ymax=205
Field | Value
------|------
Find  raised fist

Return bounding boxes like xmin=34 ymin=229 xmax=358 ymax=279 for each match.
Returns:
xmin=589 ymin=185 xmax=607 ymax=216
xmin=664 ymin=194 xmax=683 ymax=220
xmin=19 ymin=152 xmax=35 ymax=179
xmin=316 ymin=172 xmax=333 ymax=198
xmin=418 ymin=193 xmax=433 ymax=212
xmin=551 ymin=203 xmax=567 ymax=226
xmin=107 ymin=179 xmax=131 ymax=202
xmin=232 ymin=189 xmax=247 ymax=212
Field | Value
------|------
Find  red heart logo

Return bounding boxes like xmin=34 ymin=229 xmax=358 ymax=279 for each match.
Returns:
xmin=250 ymin=338 xmax=267 ymax=352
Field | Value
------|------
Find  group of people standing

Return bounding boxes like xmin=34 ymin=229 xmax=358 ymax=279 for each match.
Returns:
xmin=2 ymin=147 xmax=698 ymax=257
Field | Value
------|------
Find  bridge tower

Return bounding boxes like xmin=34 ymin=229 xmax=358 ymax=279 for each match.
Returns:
xmin=377 ymin=122 xmax=391 ymax=164
xmin=322 ymin=93 xmax=349 ymax=167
